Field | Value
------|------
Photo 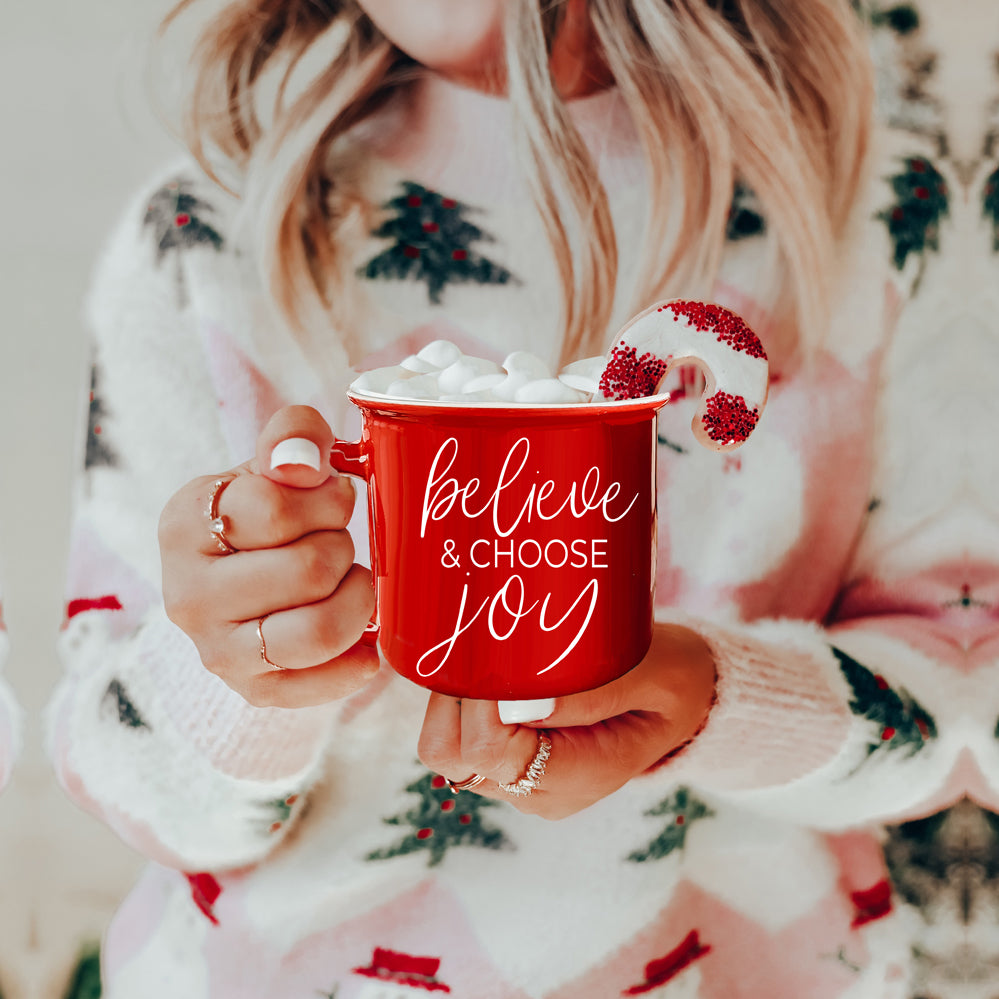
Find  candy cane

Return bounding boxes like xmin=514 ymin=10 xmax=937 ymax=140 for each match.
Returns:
xmin=598 ymin=300 xmax=769 ymax=450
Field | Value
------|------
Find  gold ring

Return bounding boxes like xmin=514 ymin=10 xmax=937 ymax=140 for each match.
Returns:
xmin=257 ymin=615 xmax=286 ymax=671
xmin=207 ymin=476 xmax=238 ymax=555
xmin=446 ymin=773 xmax=487 ymax=794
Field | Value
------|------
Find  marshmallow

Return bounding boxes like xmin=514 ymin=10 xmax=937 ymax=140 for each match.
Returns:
xmin=558 ymin=356 xmax=605 ymax=396
xmin=400 ymin=355 xmax=440 ymax=374
xmin=350 ymin=365 xmax=415 ymax=394
xmin=463 ymin=373 xmax=507 ymax=395
xmin=503 ymin=351 xmax=550 ymax=379
xmin=417 ymin=340 xmax=463 ymax=369
xmin=491 ymin=373 xmax=534 ymax=402
xmin=386 ymin=373 xmax=440 ymax=399
xmin=350 ymin=340 xmax=608 ymax=406
xmin=437 ymin=356 xmax=503 ymax=395
xmin=514 ymin=379 xmax=589 ymax=404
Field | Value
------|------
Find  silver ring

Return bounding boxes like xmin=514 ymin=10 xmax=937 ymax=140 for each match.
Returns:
xmin=257 ymin=615 xmax=287 ymax=671
xmin=207 ymin=476 xmax=238 ymax=554
xmin=446 ymin=773 xmax=487 ymax=794
xmin=499 ymin=731 xmax=552 ymax=797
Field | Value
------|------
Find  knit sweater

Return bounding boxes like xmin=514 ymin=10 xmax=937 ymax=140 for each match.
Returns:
xmin=48 ymin=23 xmax=996 ymax=997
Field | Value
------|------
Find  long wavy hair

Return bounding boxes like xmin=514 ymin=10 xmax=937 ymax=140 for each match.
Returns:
xmin=158 ymin=0 xmax=873 ymax=371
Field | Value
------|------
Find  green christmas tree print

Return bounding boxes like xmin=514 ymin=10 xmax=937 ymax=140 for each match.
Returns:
xmin=367 ymin=770 xmax=511 ymax=867
xmin=726 ymin=182 xmax=765 ymax=242
xmin=101 ymin=679 xmax=150 ymax=731
xmin=982 ymin=165 xmax=999 ymax=251
xmin=59 ymin=943 xmax=101 ymax=999
xmin=86 ymin=363 xmax=117 ymax=470
xmin=876 ymin=156 xmax=948 ymax=283
xmin=361 ymin=182 xmax=515 ymax=304
xmin=628 ymin=786 xmax=714 ymax=863
xmin=143 ymin=179 xmax=224 ymax=262
xmin=870 ymin=3 xmax=920 ymax=35
xmin=832 ymin=647 xmax=936 ymax=762
xmin=143 ymin=178 xmax=225 ymax=307
xmin=255 ymin=791 xmax=303 ymax=838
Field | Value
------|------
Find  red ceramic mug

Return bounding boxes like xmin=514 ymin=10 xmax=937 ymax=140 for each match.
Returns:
xmin=331 ymin=391 xmax=669 ymax=700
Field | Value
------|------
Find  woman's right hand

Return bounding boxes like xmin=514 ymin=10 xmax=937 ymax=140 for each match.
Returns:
xmin=159 ymin=406 xmax=379 ymax=708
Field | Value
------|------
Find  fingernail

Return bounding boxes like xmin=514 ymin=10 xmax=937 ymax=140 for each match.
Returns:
xmin=270 ymin=437 xmax=321 ymax=471
xmin=498 ymin=698 xmax=555 ymax=725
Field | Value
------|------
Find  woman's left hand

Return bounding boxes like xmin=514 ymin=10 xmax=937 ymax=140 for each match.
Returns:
xmin=417 ymin=624 xmax=717 ymax=818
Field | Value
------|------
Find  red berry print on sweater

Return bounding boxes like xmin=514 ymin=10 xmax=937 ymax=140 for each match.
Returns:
xmin=65 ymin=594 xmax=123 ymax=621
xmin=623 ymin=931 xmax=712 ymax=994
xmin=849 ymin=880 xmax=893 ymax=928
xmin=185 ymin=871 xmax=222 ymax=925
xmin=352 ymin=947 xmax=452 ymax=992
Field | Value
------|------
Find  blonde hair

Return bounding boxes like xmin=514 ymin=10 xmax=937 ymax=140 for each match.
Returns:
xmin=160 ymin=0 xmax=873 ymax=370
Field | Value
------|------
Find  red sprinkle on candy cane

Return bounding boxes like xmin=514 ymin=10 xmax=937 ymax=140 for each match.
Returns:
xmin=662 ymin=301 xmax=766 ymax=359
xmin=598 ymin=343 xmax=670 ymax=401
xmin=701 ymin=391 xmax=760 ymax=445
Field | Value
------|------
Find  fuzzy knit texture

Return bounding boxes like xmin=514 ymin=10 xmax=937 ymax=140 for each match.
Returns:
xmin=48 ymin=9 xmax=998 ymax=998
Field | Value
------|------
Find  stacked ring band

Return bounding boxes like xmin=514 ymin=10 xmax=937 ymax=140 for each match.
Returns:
xmin=257 ymin=615 xmax=287 ymax=671
xmin=499 ymin=731 xmax=552 ymax=797
xmin=207 ymin=476 xmax=238 ymax=555
xmin=446 ymin=773 xmax=487 ymax=794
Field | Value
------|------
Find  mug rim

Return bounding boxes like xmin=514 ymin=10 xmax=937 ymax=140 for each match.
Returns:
xmin=346 ymin=388 xmax=672 ymax=414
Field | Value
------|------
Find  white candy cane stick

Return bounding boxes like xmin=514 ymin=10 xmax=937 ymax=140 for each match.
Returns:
xmin=598 ymin=299 xmax=770 ymax=451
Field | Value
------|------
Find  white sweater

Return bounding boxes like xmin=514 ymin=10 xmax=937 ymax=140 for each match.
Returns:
xmin=47 ymin=41 xmax=997 ymax=999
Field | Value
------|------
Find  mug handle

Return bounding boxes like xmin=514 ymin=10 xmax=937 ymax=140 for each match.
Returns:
xmin=330 ymin=438 xmax=379 ymax=648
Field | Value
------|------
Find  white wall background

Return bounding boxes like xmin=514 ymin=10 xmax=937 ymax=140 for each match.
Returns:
xmin=1 ymin=2 xmax=178 ymax=996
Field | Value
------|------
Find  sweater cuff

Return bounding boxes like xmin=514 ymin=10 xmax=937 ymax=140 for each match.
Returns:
xmin=135 ymin=610 xmax=334 ymax=781
xmin=663 ymin=614 xmax=852 ymax=792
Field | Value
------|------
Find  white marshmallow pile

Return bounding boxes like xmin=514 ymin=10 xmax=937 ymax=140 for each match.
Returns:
xmin=350 ymin=340 xmax=606 ymax=405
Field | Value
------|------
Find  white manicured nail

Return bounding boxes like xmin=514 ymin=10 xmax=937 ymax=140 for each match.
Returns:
xmin=270 ymin=437 xmax=321 ymax=471
xmin=498 ymin=698 xmax=555 ymax=725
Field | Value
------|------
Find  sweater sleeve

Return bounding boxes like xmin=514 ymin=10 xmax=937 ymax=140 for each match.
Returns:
xmin=647 ymin=173 xmax=981 ymax=830
xmin=46 ymin=165 xmax=346 ymax=871
xmin=655 ymin=609 xmax=964 ymax=829
xmin=624 ymin=137 xmax=984 ymax=829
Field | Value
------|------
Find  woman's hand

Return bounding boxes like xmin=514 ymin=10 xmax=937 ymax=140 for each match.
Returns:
xmin=159 ymin=406 xmax=379 ymax=708
xmin=417 ymin=624 xmax=716 ymax=818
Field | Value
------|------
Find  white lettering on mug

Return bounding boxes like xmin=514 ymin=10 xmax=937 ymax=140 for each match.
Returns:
xmin=536 ymin=578 xmax=599 ymax=674
xmin=591 ymin=539 xmax=608 ymax=569
xmin=416 ymin=585 xmax=489 ymax=677
xmin=416 ymin=575 xmax=601 ymax=677
xmin=488 ymin=575 xmax=538 ymax=640
xmin=421 ymin=437 xmax=639 ymax=539
xmin=465 ymin=538 xmax=609 ymax=570
xmin=415 ymin=435 xmax=638 ymax=680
